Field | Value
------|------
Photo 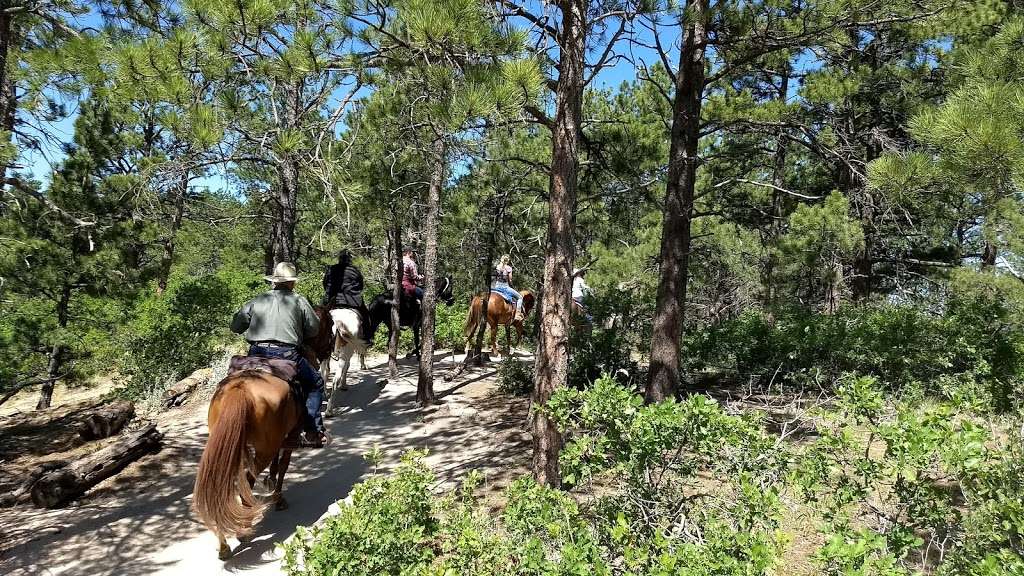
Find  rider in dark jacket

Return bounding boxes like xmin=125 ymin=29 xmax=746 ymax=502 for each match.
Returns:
xmin=322 ymin=249 xmax=371 ymax=344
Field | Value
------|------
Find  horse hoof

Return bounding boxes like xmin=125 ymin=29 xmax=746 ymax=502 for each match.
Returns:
xmin=218 ymin=545 xmax=232 ymax=560
xmin=275 ymin=497 xmax=289 ymax=511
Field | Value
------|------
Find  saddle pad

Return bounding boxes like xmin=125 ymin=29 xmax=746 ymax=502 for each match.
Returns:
xmin=227 ymin=355 xmax=299 ymax=383
xmin=490 ymin=289 xmax=516 ymax=305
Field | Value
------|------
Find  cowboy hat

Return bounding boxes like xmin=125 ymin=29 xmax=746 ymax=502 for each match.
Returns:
xmin=265 ymin=262 xmax=300 ymax=283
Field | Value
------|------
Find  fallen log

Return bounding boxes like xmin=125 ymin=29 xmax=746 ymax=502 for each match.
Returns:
xmin=0 ymin=460 xmax=68 ymax=508
xmin=31 ymin=424 xmax=163 ymax=508
xmin=163 ymin=367 xmax=213 ymax=408
xmin=77 ymin=400 xmax=134 ymax=441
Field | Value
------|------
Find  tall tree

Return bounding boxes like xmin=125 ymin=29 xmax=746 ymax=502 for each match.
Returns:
xmin=362 ymin=0 xmax=540 ymax=404
xmin=185 ymin=0 xmax=362 ymax=267
xmin=499 ymin=0 xmax=641 ymax=485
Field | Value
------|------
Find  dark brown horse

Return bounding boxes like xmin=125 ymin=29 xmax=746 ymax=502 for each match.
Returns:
xmin=193 ymin=371 xmax=299 ymax=559
xmin=463 ymin=290 xmax=535 ymax=355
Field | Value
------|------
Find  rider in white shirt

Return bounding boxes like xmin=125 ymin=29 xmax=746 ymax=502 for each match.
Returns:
xmin=572 ymin=268 xmax=592 ymax=323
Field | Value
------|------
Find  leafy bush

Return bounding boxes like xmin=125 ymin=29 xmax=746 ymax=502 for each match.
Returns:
xmin=569 ymin=327 xmax=641 ymax=389
xmin=546 ymin=376 xmax=790 ymax=574
xmin=686 ymin=272 xmax=1024 ymax=410
xmin=116 ymin=271 xmax=257 ymax=397
xmin=496 ymin=356 xmax=533 ymax=395
xmin=796 ymin=374 xmax=1024 ymax=575
xmin=285 ymin=379 xmax=792 ymax=576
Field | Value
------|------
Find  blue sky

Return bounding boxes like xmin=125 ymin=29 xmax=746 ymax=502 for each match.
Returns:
xmin=21 ymin=6 xmax=784 ymax=194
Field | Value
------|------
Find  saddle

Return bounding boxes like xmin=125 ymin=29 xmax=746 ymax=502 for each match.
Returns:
xmin=227 ymin=355 xmax=311 ymax=449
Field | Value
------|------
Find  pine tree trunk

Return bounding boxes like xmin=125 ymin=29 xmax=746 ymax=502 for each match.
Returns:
xmin=273 ymin=155 xmax=300 ymax=265
xmin=389 ymin=217 xmax=403 ymax=378
xmin=982 ymin=241 xmax=997 ymax=268
xmin=532 ymin=0 xmax=587 ymax=487
xmin=272 ymin=79 xmax=303 ymax=265
xmin=157 ymin=175 xmax=189 ymax=295
xmin=763 ymin=66 xmax=789 ymax=316
xmin=417 ymin=138 xmax=446 ymax=406
xmin=0 ymin=8 xmax=14 ymax=188
xmin=646 ymin=0 xmax=708 ymax=403
xmin=38 ymin=283 xmax=72 ymax=410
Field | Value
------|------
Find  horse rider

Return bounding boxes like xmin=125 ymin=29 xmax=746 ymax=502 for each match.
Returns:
xmin=230 ymin=262 xmax=328 ymax=448
xmin=322 ymin=249 xmax=371 ymax=345
xmin=572 ymin=267 xmax=593 ymax=324
xmin=402 ymin=248 xmax=424 ymax=302
xmin=493 ymin=254 xmax=525 ymax=322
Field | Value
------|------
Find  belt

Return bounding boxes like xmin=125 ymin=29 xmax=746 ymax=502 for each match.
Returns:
xmin=251 ymin=341 xmax=296 ymax=348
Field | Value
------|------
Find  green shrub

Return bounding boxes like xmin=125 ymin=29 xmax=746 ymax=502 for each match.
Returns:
xmin=796 ymin=374 xmax=1023 ymax=575
xmin=116 ymin=271 xmax=256 ymax=397
xmin=686 ymin=273 xmax=1024 ymax=411
xmin=285 ymin=379 xmax=792 ymax=576
xmin=497 ymin=356 xmax=533 ymax=395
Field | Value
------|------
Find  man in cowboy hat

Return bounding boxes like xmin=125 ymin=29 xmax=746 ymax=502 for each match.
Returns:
xmin=230 ymin=262 xmax=328 ymax=447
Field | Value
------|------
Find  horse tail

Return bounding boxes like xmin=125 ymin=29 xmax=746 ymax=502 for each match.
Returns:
xmin=464 ymin=295 xmax=481 ymax=347
xmin=193 ymin=384 xmax=264 ymax=539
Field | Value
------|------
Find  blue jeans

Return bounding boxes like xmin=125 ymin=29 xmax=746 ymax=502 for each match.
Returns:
xmin=492 ymin=284 xmax=522 ymax=310
xmin=574 ymin=298 xmax=593 ymax=324
xmin=413 ymin=286 xmax=424 ymax=300
xmin=248 ymin=344 xmax=325 ymax=433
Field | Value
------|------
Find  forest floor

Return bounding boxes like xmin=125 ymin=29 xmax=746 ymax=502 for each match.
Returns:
xmin=0 ymin=350 xmax=533 ymax=576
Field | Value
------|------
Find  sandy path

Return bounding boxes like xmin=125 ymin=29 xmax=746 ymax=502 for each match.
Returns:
xmin=0 ymin=352 xmax=531 ymax=576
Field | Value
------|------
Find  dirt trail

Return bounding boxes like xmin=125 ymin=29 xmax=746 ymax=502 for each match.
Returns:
xmin=0 ymin=352 xmax=532 ymax=576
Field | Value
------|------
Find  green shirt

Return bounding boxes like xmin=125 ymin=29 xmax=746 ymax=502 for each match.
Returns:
xmin=230 ymin=288 xmax=320 ymax=347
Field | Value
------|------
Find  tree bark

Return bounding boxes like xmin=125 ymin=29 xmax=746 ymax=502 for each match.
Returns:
xmin=273 ymin=155 xmax=300 ymax=265
xmin=473 ymin=191 xmax=502 ymax=366
xmin=982 ymin=240 xmax=997 ymax=268
xmin=762 ymin=66 xmax=789 ymax=315
xmin=0 ymin=8 xmax=14 ymax=188
xmin=388 ymin=216 xmax=403 ymax=378
xmin=38 ymin=283 xmax=73 ymax=410
xmin=156 ymin=174 xmax=189 ymax=295
xmin=417 ymin=138 xmax=447 ymax=406
xmin=272 ymin=79 xmax=304 ymax=265
xmin=76 ymin=400 xmax=135 ymax=441
xmin=532 ymin=0 xmax=587 ymax=487
xmin=646 ymin=0 xmax=708 ymax=403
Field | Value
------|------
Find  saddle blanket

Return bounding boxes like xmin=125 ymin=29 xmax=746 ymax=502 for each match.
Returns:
xmin=490 ymin=287 xmax=517 ymax=305
xmin=227 ymin=355 xmax=299 ymax=383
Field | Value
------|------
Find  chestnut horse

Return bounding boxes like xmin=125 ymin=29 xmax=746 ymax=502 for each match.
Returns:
xmin=193 ymin=371 xmax=299 ymax=559
xmin=463 ymin=290 xmax=535 ymax=355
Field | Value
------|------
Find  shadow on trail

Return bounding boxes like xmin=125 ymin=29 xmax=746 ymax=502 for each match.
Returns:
xmin=0 ymin=350 xmax=532 ymax=576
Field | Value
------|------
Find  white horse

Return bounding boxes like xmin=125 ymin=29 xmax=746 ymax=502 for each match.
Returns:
xmin=320 ymin=308 xmax=368 ymax=414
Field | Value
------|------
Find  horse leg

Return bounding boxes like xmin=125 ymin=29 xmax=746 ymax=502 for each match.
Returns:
xmin=273 ymin=449 xmax=293 ymax=511
xmin=413 ymin=322 xmax=421 ymax=358
xmin=489 ymin=318 xmax=499 ymax=356
xmin=265 ymin=454 xmax=280 ymax=492
xmin=217 ymin=532 xmax=231 ymax=560
xmin=327 ymin=350 xmax=351 ymax=414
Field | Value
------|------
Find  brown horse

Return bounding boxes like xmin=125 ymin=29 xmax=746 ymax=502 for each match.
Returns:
xmin=464 ymin=290 xmax=535 ymax=355
xmin=193 ymin=371 xmax=300 ymax=560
